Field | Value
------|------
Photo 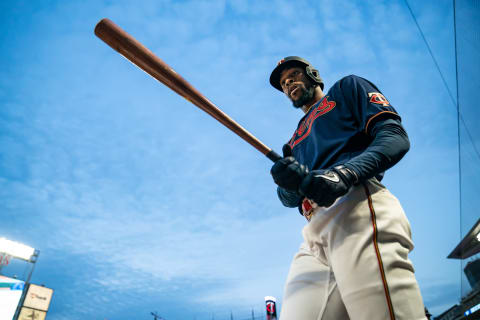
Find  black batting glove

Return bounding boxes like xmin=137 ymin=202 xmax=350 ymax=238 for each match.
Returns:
xmin=270 ymin=144 xmax=309 ymax=192
xmin=299 ymin=165 xmax=358 ymax=208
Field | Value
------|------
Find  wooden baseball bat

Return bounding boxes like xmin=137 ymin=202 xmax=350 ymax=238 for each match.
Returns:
xmin=94 ymin=18 xmax=281 ymax=162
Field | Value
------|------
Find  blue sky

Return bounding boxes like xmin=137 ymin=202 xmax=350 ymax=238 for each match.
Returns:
xmin=0 ymin=0 xmax=467 ymax=319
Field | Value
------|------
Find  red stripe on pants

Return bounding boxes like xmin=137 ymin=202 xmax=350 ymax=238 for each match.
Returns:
xmin=363 ymin=184 xmax=396 ymax=320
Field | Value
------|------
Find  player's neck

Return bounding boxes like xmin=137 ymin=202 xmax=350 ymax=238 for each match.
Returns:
xmin=301 ymin=88 xmax=325 ymax=114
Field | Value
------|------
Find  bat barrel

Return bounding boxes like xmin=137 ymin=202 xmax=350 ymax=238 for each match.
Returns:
xmin=94 ymin=18 xmax=280 ymax=162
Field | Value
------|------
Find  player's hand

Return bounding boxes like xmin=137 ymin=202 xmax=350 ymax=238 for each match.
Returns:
xmin=299 ymin=165 xmax=357 ymax=207
xmin=270 ymin=144 xmax=309 ymax=192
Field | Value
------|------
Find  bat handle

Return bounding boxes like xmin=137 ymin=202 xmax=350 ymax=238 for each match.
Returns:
xmin=266 ymin=150 xmax=282 ymax=162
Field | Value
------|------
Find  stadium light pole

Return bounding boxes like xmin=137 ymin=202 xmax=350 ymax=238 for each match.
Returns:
xmin=26 ymin=249 xmax=40 ymax=283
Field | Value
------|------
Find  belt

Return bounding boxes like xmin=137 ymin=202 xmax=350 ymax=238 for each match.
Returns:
xmin=301 ymin=198 xmax=318 ymax=221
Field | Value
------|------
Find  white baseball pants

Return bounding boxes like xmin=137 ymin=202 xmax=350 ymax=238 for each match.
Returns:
xmin=280 ymin=178 xmax=426 ymax=320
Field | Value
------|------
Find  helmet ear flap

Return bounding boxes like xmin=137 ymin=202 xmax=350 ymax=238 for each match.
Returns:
xmin=305 ymin=66 xmax=324 ymax=90
xmin=306 ymin=66 xmax=316 ymax=77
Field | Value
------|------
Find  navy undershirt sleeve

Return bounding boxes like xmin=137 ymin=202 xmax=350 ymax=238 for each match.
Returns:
xmin=343 ymin=118 xmax=410 ymax=182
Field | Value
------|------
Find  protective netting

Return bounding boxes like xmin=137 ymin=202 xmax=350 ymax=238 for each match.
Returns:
xmin=455 ymin=0 xmax=480 ymax=297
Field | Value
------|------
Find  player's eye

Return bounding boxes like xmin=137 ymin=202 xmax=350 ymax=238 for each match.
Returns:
xmin=290 ymin=70 xmax=300 ymax=78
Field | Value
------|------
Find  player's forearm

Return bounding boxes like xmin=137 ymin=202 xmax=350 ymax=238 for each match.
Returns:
xmin=343 ymin=118 xmax=410 ymax=182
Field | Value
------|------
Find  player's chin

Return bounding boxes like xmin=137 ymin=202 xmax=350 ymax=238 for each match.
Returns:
xmin=289 ymin=90 xmax=304 ymax=107
xmin=292 ymin=93 xmax=309 ymax=108
xmin=291 ymin=98 xmax=304 ymax=108
xmin=291 ymin=86 xmax=315 ymax=108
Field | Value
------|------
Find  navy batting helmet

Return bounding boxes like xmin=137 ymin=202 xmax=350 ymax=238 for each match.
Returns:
xmin=269 ymin=56 xmax=324 ymax=92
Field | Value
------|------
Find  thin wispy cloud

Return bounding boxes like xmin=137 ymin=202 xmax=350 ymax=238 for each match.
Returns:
xmin=0 ymin=0 xmax=464 ymax=318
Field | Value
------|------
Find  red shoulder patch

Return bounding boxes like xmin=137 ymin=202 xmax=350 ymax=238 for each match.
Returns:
xmin=368 ymin=92 xmax=390 ymax=106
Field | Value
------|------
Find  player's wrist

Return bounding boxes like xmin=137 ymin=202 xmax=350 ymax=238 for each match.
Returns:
xmin=332 ymin=165 xmax=359 ymax=187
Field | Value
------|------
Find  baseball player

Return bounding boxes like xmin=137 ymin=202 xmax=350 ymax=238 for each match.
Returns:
xmin=269 ymin=56 xmax=426 ymax=320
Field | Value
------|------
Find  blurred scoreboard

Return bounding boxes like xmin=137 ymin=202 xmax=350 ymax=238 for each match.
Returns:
xmin=0 ymin=275 xmax=25 ymax=320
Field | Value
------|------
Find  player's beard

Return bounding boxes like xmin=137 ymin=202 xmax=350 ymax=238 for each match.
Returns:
xmin=292 ymin=85 xmax=315 ymax=109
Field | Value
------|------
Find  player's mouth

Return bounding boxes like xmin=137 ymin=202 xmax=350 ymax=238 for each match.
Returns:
xmin=289 ymin=85 xmax=301 ymax=99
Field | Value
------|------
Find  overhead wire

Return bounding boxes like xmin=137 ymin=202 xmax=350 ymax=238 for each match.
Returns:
xmin=453 ymin=0 xmax=463 ymax=301
xmin=404 ymin=0 xmax=480 ymax=163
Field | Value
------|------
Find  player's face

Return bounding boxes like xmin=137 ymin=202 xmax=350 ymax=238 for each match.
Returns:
xmin=279 ymin=67 xmax=315 ymax=108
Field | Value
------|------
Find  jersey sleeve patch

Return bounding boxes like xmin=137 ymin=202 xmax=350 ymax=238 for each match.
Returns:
xmin=368 ymin=92 xmax=390 ymax=107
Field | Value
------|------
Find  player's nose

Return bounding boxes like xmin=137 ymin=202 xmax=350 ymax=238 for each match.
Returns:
xmin=283 ymin=78 xmax=294 ymax=91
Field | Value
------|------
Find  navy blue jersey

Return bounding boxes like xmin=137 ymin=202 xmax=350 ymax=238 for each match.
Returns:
xmin=287 ymin=75 xmax=400 ymax=171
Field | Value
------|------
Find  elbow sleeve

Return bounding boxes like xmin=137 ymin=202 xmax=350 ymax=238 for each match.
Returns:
xmin=344 ymin=118 xmax=410 ymax=182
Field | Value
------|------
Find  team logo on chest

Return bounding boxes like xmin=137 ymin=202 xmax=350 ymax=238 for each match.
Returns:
xmin=368 ymin=92 xmax=390 ymax=106
xmin=288 ymin=96 xmax=336 ymax=148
